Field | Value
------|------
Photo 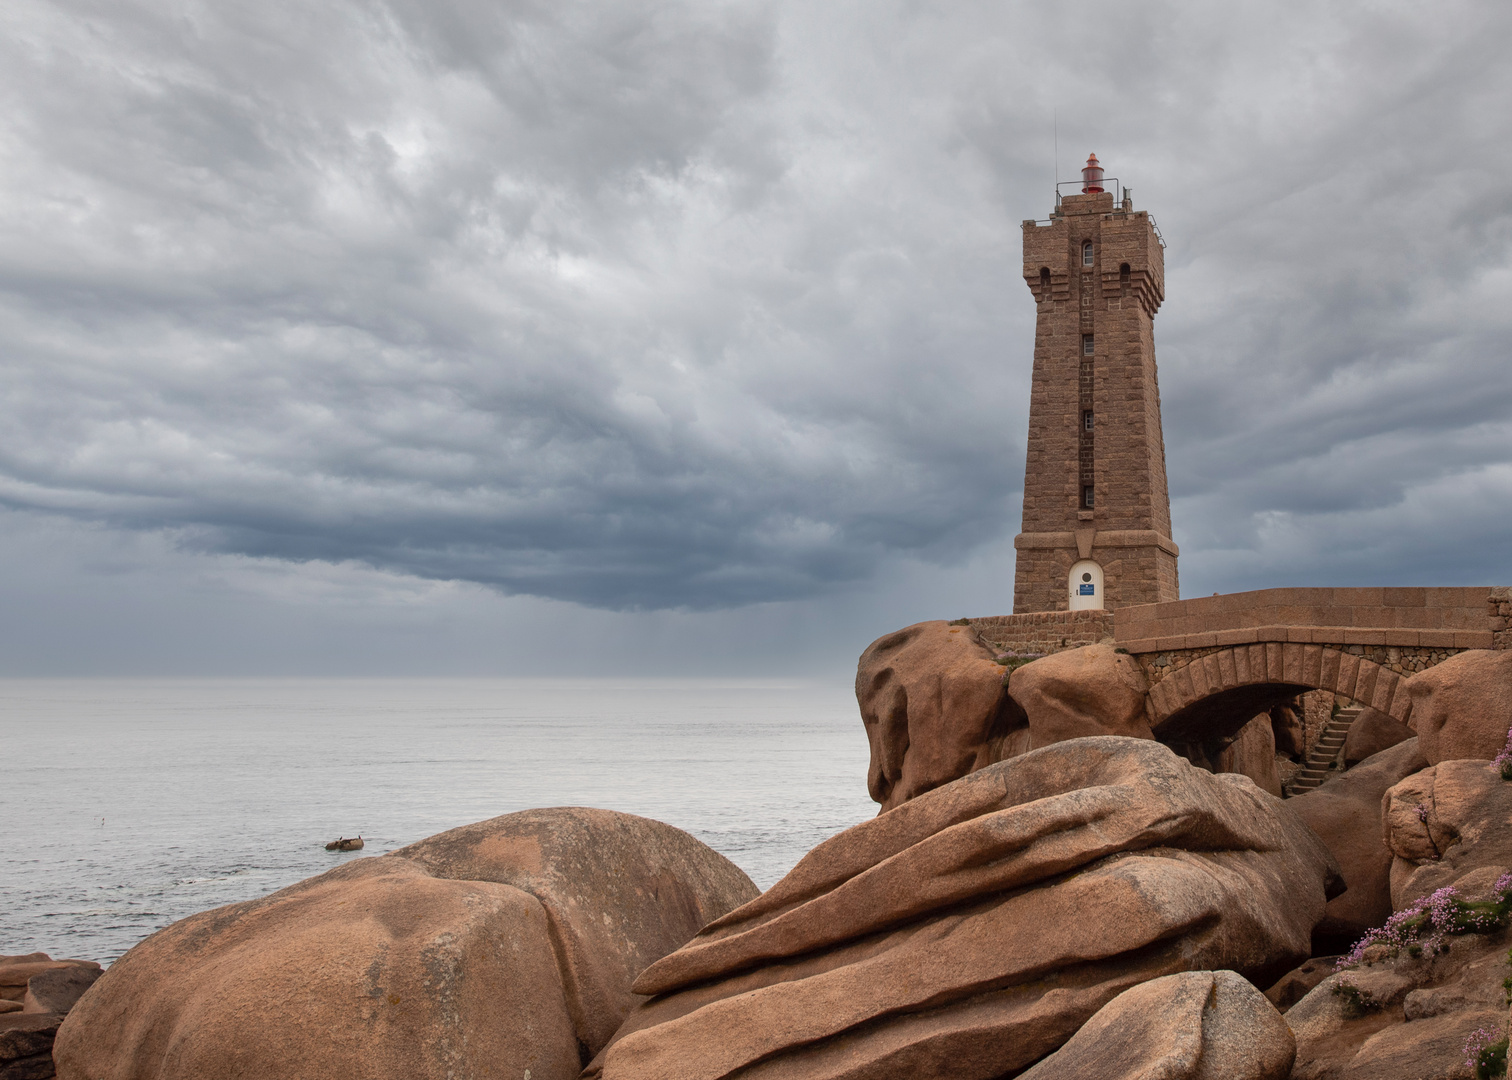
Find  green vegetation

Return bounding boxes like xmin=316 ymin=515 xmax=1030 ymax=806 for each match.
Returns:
xmin=1329 ymin=976 xmax=1380 ymax=1018
xmin=1339 ymin=874 xmax=1512 ymax=968
xmin=1467 ymin=1031 xmax=1508 ymax=1079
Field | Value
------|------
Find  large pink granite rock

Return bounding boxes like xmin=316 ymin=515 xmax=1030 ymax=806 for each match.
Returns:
xmin=1381 ymin=758 xmax=1512 ymax=909
xmin=1343 ymin=707 xmax=1413 ymax=766
xmin=1288 ymin=738 xmax=1429 ymax=952
xmin=1017 ymin=970 xmax=1295 ymax=1080
xmin=856 ymin=620 xmax=1024 ymax=811
xmin=1214 ymin=712 xmax=1282 ymax=796
xmin=1406 ymin=649 xmax=1512 ymax=764
xmin=587 ymin=737 xmax=1339 ymax=1080
xmin=55 ymin=808 xmax=757 ymax=1080
xmin=1007 ymin=642 xmax=1154 ymax=749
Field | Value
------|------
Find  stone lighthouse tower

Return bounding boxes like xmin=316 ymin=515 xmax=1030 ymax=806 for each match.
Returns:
xmin=1013 ymin=154 xmax=1179 ymax=613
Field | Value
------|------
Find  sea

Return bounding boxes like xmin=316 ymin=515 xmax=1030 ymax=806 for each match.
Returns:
xmin=0 ymin=678 xmax=876 ymax=966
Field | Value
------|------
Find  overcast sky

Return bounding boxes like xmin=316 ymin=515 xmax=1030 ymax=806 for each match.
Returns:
xmin=1 ymin=0 xmax=1509 ymax=676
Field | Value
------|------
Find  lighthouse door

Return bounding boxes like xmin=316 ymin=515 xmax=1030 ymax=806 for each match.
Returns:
xmin=1068 ymin=560 xmax=1104 ymax=611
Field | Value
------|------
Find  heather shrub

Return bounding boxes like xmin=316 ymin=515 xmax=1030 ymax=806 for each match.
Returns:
xmin=1338 ymin=873 xmax=1512 ymax=970
xmin=1464 ymin=1026 xmax=1508 ymax=1080
xmin=1494 ymin=729 xmax=1512 ymax=781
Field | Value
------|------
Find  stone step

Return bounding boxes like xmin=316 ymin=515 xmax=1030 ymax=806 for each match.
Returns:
xmin=1285 ymin=702 xmax=1365 ymax=798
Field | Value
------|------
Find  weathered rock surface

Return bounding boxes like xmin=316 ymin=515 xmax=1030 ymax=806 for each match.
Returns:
xmin=0 ymin=961 xmax=99 ymax=1006
xmin=1016 ymin=970 xmax=1294 ymax=1080
xmin=1382 ymin=758 xmax=1512 ymax=909
xmin=1007 ymin=642 xmax=1154 ymax=749
xmin=1343 ymin=707 xmax=1413 ymax=766
xmin=56 ymin=857 xmax=584 ymax=1080
xmin=856 ymin=635 xmax=1164 ymax=814
xmin=1263 ymin=956 xmax=1340 ymax=1012
xmin=1215 ymin=712 xmax=1282 ymax=796
xmin=1289 ymin=921 xmax=1512 ymax=1080
xmin=2 ymin=1013 xmax=65 ymax=1080
xmin=20 ymin=968 xmax=100 ymax=1017
xmin=1288 ymin=738 xmax=1429 ymax=952
xmin=0 ymin=955 xmax=100 ymax=1079
xmin=856 ymin=620 xmax=1025 ymax=811
xmin=1406 ymin=649 xmax=1512 ymax=765
xmin=55 ymin=808 xmax=756 ymax=1080
xmin=393 ymin=806 xmax=760 ymax=1054
xmin=587 ymin=737 xmax=1339 ymax=1080
xmin=1271 ymin=702 xmax=1305 ymax=757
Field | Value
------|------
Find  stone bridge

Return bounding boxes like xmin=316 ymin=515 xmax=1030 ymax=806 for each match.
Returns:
xmin=971 ymin=586 xmax=1512 ymax=750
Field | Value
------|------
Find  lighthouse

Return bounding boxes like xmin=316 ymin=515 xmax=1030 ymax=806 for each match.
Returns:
xmin=1013 ymin=155 xmax=1179 ymax=613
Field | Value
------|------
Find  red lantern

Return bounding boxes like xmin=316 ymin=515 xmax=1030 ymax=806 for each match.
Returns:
xmin=1081 ymin=153 xmax=1104 ymax=194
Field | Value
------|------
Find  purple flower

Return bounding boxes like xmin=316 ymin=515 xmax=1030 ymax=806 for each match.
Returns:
xmin=1337 ymin=874 xmax=1512 ymax=971
xmin=1464 ymin=1024 xmax=1505 ymax=1071
xmin=1496 ymin=728 xmax=1512 ymax=779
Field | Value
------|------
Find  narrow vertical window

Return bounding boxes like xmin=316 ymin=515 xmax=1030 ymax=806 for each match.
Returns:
xmin=1082 ymin=334 xmax=1094 ymax=356
xmin=1039 ymin=267 xmax=1050 ymax=298
xmin=1083 ymin=410 xmax=1094 ymax=431
xmin=1119 ymin=262 xmax=1131 ymax=287
xmin=1082 ymin=241 xmax=1094 ymax=266
xmin=1082 ymin=486 xmax=1095 ymax=509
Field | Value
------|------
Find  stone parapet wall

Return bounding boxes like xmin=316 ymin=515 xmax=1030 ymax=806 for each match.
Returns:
xmin=1114 ymin=587 xmax=1502 ymax=649
xmin=968 ymin=610 xmax=1114 ymax=655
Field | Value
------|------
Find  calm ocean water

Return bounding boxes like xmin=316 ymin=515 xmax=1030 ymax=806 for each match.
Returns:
xmin=0 ymin=678 xmax=875 ymax=965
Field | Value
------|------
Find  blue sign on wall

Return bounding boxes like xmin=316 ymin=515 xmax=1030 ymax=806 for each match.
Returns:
xmin=1078 ymin=583 xmax=1096 ymax=596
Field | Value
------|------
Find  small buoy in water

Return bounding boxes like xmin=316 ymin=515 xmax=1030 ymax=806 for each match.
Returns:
xmin=325 ymin=836 xmax=364 ymax=852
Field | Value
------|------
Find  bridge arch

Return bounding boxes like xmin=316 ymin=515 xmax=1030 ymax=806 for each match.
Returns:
xmin=1144 ymin=642 xmax=1411 ymax=747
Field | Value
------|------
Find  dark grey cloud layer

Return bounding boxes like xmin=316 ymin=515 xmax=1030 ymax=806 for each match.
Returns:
xmin=1 ymin=0 xmax=1510 ymax=625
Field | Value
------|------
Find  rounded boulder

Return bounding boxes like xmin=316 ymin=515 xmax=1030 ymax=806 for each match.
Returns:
xmin=1017 ymin=970 xmax=1295 ymax=1080
xmin=1405 ymin=649 xmax=1512 ymax=765
xmin=856 ymin=620 xmax=1025 ymax=812
xmin=1008 ymin=642 xmax=1154 ymax=749
xmin=55 ymin=808 xmax=757 ymax=1080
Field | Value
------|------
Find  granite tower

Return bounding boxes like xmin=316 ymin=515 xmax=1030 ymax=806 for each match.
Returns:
xmin=1013 ymin=154 xmax=1179 ymax=613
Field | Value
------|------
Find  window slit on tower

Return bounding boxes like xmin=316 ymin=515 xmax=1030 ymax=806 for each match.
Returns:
xmin=1079 ymin=340 xmax=1094 ymax=512
xmin=1082 ymin=240 xmax=1094 ymax=266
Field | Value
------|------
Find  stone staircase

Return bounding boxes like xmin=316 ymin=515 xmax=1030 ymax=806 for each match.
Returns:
xmin=1288 ymin=706 xmax=1362 ymax=794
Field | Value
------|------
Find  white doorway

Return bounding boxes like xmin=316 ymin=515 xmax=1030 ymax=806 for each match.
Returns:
xmin=1068 ymin=560 xmax=1104 ymax=610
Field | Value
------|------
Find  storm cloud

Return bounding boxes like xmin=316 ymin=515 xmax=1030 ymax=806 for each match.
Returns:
xmin=1 ymin=1 xmax=1510 ymax=653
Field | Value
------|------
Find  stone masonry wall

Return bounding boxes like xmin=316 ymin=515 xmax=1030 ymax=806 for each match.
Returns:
xmin=1012 ymin=539 xmax=1176 ymax=614
xmin=1491 ymin=586 xmax=1512 ymax=650
xmin=968 ymin=610 xmax=1114 ymax=656
xmin=1139 ymin=642 xmax=1467 ymax=689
